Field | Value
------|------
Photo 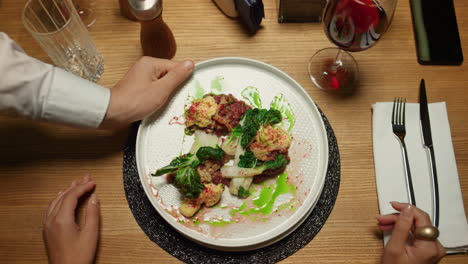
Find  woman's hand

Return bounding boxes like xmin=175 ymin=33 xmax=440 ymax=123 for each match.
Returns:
xmin=42 ymin=175 xmax=100 ymax=264
xmin=100 ymin=57 xmax=194 ymax=129
xmin=378 ymin=202 xmax=446 ymax=264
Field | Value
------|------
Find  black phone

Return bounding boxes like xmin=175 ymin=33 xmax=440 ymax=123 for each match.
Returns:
xmin=409 ymin=0 xmax=463 ymax=65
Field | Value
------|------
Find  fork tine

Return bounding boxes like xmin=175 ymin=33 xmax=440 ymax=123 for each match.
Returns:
xmin=395 ymin=98 xmax=399 ymax=125
xmin=399 ymin=97 xmax=403 ymax=125
xmin=392 ymin=98 xmax=397 ymax=124
xmin=402 ymin=98 xmax=406 ymax=126
xmin=397 ymin=97 xmax=401 ymax=125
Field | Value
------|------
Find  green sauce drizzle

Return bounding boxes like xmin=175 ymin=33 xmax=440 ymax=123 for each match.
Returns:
xmin=194 ymin=80 xmax=205 ymax=99
xmin=270 ymin=94 xmax=295 ymax=132
xmin=210 ymin=76 xmax=224 ymax=94
xmin=206 ymin=219 xmax=232 ymax=227
xmin=241 ymin=86 xmax=262 ymax=108
xmin=229 ymin=173 xmax=296 ymax=216
xmin=230 ymin=202 xmax=247 ymax=216
xmin=253 ymin=185 xmax=274 ymax=207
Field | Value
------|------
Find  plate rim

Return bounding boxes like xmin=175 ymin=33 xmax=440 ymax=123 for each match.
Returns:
xmin=136 ymin=57 xmax=329 ymax=250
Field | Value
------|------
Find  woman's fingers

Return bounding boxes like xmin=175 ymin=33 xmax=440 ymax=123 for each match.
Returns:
xmin=380 ymin=202 xmax=446 ymax=263
xmin=47 ymin=179 xmax=78 ymax=219
xmin=42 ymin=175 xmax=101 ymax=264
xmin=82 ymin=193 xmax=100 ymax=244
xmin=376 ymin=214 xmax=397 ymax=232
xmin=391 ymin=201 xmax=445 ymax=259
xmin=385 ymin=204 xmax=414 ymax=254
xmin=376 ymin=213 xmax=399 ymax=225
xmin=391 ymin=201 xmax=432 ymax=227
xmin=378 ymin=224 xmax=395 ymax=232
xmin=45 ymin=175 xmax=92 ymax=227
xmin=56 ymin=181 xmax=96 ymax=223
xmin=44 ymin=189 xmax=64 ymax=223
xmin=437 ymin=242 xmax=446 ymax=259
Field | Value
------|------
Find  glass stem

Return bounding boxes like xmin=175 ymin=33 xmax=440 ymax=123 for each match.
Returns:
xmin=331 ymin=49 xmax=343 ymax=73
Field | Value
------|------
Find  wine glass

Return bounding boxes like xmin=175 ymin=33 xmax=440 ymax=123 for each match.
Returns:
xmin=73 ymin=0 xmax=96 ymax=27
xmin=309 ymin=0 xmax=397 ymax=93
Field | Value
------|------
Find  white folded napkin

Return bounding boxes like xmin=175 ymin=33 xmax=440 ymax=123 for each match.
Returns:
xmin=372 ymin=102 xmax=468 ymax=254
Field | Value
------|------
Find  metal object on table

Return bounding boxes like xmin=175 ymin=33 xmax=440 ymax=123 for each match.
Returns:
xmin=128 ymin=0 xmax=162 ymax=21
xmin=419 ymin=79 xmax=440 ymax=228
xmin=414 ymin=225 xmax=440 ymax=241
xmin=392 ymin=98 xmax=417 ymax=206
xmin=128 ymin=0 xmax=176 ymax=59
xmin=277 ymin=0 xmax=326 ymax=23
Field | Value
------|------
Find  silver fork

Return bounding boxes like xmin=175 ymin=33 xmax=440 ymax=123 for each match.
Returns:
xmin=392 ymin=98 xmax=416 ymax=205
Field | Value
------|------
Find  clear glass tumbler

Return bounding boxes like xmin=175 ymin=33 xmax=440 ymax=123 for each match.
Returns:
xmin=22 ymin=0 xmax=104 ymax=82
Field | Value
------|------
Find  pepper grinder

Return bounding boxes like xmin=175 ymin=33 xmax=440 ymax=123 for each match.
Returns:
xmin=119 ymin=0 xmax=138 ymax=21
xmin=128 ymin=0 xmax=176 ymax=59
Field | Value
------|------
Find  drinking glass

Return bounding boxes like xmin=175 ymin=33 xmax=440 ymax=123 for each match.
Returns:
xmin=22 ymin=0 xmax=104 ymax=82
xmin=309 ymin=0 xmax=397 ymax=93
xmin=73 ymin=0 xmax=96 ymax=27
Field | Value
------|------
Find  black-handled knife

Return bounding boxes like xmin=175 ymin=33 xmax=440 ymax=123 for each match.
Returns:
xmin=419 ymin=79 xmax=440 ymax=227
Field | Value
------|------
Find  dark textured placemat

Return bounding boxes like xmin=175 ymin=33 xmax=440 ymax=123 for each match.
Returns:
xmin=123 ymin=110 xmax=340 ymax=264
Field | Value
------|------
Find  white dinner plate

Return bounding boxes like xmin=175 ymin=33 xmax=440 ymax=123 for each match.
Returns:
xmin=136 ymin=57 xmax=329 ymax=251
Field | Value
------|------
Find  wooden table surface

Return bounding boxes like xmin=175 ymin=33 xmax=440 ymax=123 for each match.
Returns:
xmin=1 ymin=0 xmax=468 ymax=263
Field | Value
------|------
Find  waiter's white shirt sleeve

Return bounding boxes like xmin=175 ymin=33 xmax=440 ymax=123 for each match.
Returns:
xmin=0 ymin=32 xmax=110 ymax=128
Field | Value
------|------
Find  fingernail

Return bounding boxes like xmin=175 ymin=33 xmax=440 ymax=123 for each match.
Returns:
xmin=91 ymin=193 xmax=99 ymax=205
xmin=71 ymin=179 xmax=77 ymax=186
xmin=58 ymin=190 xmax=63 ymax=196
xmin=182 ymin=60 xmax=194 ymax=70
xmin=401 ymin=205 xmax=412 ymax=218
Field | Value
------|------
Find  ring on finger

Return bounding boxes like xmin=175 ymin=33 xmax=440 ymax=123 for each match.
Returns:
xmin=414 ymin=226 xmax=440 ymax=241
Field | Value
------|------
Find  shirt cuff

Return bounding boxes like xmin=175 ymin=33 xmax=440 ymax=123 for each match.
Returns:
xmin=42 ymin=67 xmax=111 ymax=128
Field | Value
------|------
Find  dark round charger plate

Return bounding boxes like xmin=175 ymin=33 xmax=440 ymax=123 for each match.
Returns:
xmin=123 ymin=109 xmax=340 ymax=264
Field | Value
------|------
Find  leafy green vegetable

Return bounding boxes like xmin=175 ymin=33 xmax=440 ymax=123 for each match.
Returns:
xmin=238 ymin=151 xmax=257 ymax=168
xmin=221 ymin=154 xmax=289 ymax=178
xmin=257 ymin=109 xmax=282 ymax=126
xmin=262 ymin=154 xmax=288 ymax=171
xmin=238 ymin=108 xmax=282 ymax=149
xmin=231 ymin=125 xmax=243 ymax=138
xmin=221 ymin=125 xmax=243 ymax=155
xmin=239 ymin=122 xmax=258 ymax=149
xmin=153 ymin=154 xmax=197 ymax=176
xmin=152 ymin=146 xmax=225 ymax=198
xmin=237 ymin=186 xmax=250 ymax=198
xmin=222 ymin=108 xmax=281 ymax=153
xmin=184 ymin=127 xmax=195 ymax=136
xmin=196 ymin=146 xmax=224 ymax=162
xmin=174 ymin=167 xmax=204 ymax=198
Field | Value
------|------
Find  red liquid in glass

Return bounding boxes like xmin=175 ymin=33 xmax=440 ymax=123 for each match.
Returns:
xmin=320 ymin=57 xmax=357 ymax=93
xmin=323 ymin=0 xmax=389 ymax=52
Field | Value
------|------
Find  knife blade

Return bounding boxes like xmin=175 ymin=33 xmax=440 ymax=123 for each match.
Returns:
xmin=419 ymin=79 xmax=440 ymax=227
